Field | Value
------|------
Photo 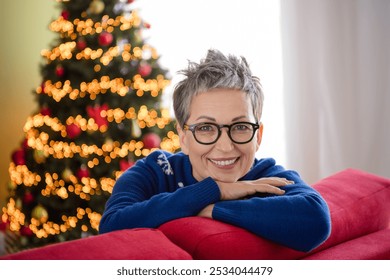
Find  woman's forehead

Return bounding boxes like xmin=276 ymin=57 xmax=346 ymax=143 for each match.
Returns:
xmin=188 ymin=89 xmax=254 ymax=122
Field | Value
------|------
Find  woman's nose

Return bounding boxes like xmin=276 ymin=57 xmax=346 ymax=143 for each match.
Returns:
xmin=215 ymin=129 xmax=234 ymax=152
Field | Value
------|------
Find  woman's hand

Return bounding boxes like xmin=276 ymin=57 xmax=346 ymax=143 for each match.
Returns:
xmin=197 ymin=177 xmax=293 ymax=218
xmin=197 ymin=204 xmax=214 ymax=218
xmin=216 ymin=177 xmax=294 ymax=201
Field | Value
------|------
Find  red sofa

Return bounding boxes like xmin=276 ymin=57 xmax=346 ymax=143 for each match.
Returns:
xmin=1 ymin=168 xmax=389 ymax=260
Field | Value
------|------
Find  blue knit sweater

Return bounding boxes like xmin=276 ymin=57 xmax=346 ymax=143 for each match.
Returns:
xmin=99 ymin=150 xmax=331 ymax=252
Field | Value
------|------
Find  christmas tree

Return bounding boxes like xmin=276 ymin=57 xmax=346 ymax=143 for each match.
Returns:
xmin=1 ymin=0 xmax=179 ymax=252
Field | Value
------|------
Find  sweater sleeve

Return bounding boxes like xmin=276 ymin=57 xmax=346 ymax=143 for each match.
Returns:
xmin=212 ymin=159 xmax=331 ymax=252
xmin=99 ymin=153 xmax=221 ymax=234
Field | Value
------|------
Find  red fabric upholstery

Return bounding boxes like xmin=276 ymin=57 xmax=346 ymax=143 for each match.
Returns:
xmin=159 ymin=217 xmax=306 ymax=260
xmin=2 ymin=168 xmax=389 ymax=260
xmin=0 ymin=228 xmax=192 ymax=260
xmin=302 ymin=228 xmax=390 ymax=260
xmin=159 ymin=169 xmax=390 ymax=260
xmin=310 ymin=168 xmax=390 ymax=254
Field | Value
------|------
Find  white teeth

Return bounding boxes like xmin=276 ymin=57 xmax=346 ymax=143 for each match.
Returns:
xmin=210 ymin=158 xmax=237 ymax=166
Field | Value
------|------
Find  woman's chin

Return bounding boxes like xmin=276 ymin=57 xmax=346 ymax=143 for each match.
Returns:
xmin=210 ymin=174 xmax=239 ymax=183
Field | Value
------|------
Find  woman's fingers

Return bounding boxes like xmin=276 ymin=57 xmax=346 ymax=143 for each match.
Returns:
xmin=218 ymin=177 xmax=294 ymax=200
xmin=254 ymin=177 xmax=294 ymax=187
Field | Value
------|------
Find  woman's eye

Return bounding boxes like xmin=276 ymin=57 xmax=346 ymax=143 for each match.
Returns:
xmin=233 ymin=124 xmax=251 ymax=131
xmin=196 ymin=124 xmax=215 ymax=132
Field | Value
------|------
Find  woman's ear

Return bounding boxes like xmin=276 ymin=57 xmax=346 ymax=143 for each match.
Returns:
xmin=255 ymin=122 xmax=264 ymax=151
xmin=176 ymin=124 xmax=189 ymax=155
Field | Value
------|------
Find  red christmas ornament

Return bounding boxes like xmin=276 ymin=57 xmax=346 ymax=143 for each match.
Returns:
xmin=11 ymin=148 xmax=26 ymax=166
xmin=138 ymin=63 xmax=152 ymax=77
xmin=98 ymin=32 xmax=113 ymax=46
xmin=20 ymin=226 xmax=33 ymax=237
xmin=128 ymin=0 xmax=135 ymax=3
xmin=143 ymin=22 xmax=151 ymax=29
xmin=40 ymin=106 xmax=51 ymax=116
xmin=61 ymin=10 xmax=70 ymax=20
xmin=142 ymin=132 xmax=161 ymax=149
xmin=76 ymin=165 xmax=90 ymax=180
xmin=0 ymin=220 xmax=9 ymax=232
xmin=22 ymin=138 xmax=30 ymax=150
xmin=40 ymin=81 xmax=45 ymax=93
xmin=87 ymin=104 xmax=109 ymax=128
xmin=56 ymin=65 xmax=65 ymax=77
xmin=66 ymin=123 xmax=82 ymax=139
xmin=76 ymin=38 xmax=87 ymax=50
xmin=23 ymin=191 xmax=34 ymax=205
xmin=119 ymin=159 xmax=135 ymax=171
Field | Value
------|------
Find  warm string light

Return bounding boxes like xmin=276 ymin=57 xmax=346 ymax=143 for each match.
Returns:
xmin=36 ymin=74 xmax=169 ymax=102
xmin=7 ymin=137 xmax=179 ymax=201
xmin=9 ymin=163 xmax=42 ymax=187
xmin=50 ymin=12 xmax=141 ymax=38
xmin=41 ymin=42 xmax=159 ymax=67
xmin=6 ymin=135 xmax=179 ymax=236
xmin=133 ymin=74 xmax=169 ymax=98
xmin=25 ymin=129 xmax=179 ymax=160
xmin=160 ymin=131 xmax=180 ymax=152
xmin=28 ymin=207 xmax=102 ymax=238
xmin=1 ymin=199 xmax=25 ymax=232
xmin=23 ymin=113 xmax=107 ymax=137
xmin=8 ymin=162 xmax=117 ymax=197
xmin=41 ymin=41 xmax=76 ymax=60
xmin=22 ymin=106 xmax=177 ymax=159
xmin=25 ymin=106 xmax=172 ymax=137
xmin=4 ymin=3 xmax=177 ymax=245
xmin=42 ymin=172 xmax=117 ymax=200
xmin=6 ymin=133 xmax=179 ymax=239
xmin=2 ymin=202 xmax=102 ymax=239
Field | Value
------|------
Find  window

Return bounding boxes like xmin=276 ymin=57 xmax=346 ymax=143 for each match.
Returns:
xmin=138 ymin=0 xmax=285 ymax=165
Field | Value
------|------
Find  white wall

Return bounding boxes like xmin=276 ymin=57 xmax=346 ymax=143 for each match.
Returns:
xmin=137 ymin=0 xmax=286 ymax=164
xmin=0 ymin=0 xmax=56 ymax=208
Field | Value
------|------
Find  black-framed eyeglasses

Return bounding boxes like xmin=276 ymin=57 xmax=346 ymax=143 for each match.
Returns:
xmin=183 ymin=122 xmax=260 ymax=145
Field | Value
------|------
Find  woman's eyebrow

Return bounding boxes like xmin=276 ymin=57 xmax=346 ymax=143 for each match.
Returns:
xmin=195 ymin=116 xmax=216 ymax=122
xmin=231 ymin=116 xmax=248 ymax=122
xmin=194 ymin=115 xmax=248 ymax=122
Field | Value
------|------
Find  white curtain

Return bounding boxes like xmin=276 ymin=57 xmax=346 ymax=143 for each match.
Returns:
xmin=280 ymin=0 xmax=390 ymax=184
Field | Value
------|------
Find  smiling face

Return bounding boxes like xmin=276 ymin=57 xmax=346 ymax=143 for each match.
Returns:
xmin=177 ymin=88 xmax=263 ymax=183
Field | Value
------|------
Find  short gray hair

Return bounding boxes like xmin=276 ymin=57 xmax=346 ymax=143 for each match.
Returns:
xmin=173 ymin=49 xmax=264 ymax=128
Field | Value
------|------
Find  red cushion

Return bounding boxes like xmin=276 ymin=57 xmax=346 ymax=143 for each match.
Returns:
xmin=302 ymin=228 xmax=390 ymax=260
xmin=310 ymin=168 xmax=390 ymax=254
xmin=159 ymin=169 xmax=390 ymax=260
xmin=0 ymin=228 xmax=192 ymax=260
xmin=159 ymin=217 xmax=306 ymax=260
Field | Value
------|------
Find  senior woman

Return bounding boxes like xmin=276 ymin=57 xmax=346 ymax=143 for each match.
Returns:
xmin=99 ymin=49 xmax=331 ymax=252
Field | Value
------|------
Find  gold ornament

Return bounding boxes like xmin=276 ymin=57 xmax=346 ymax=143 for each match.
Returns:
xmin=7 ymin=181 xmax=17 ymax=191
xmin=16 ymin=198 xmax=22 ymax=209
xmin=88 ymin=0 xmax=105 ymax=14
xmin=33 ymin=149 xmax=46 ymax=164
xmin=131 ymin=119 xmax=142 ymax=138
xmin=31 ymin=205 xmax=49 ymax=224
xmin=62 ymin=167 xmax=73 ymax=182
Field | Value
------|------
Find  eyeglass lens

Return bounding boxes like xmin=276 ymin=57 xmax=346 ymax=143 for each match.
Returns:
xmin=193 ymin=122 xmax=256 ymax=144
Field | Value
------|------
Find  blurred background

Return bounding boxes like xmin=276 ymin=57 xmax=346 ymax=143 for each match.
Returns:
xmin=0 ymin=0 xmax=286 ymax=209
xmin=0 ymin=1 xmax=56 ymax=208
xmin=1 ymin=0 xmax=389 ymax=212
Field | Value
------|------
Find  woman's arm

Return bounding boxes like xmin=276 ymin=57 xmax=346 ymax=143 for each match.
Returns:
xmin=99 ymin=155 xmax=221 ymax=234
xmin=203 ymin=160 xmax=331 ymax=252
xmin=212 ymin=183 xmax=331 ymax=252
